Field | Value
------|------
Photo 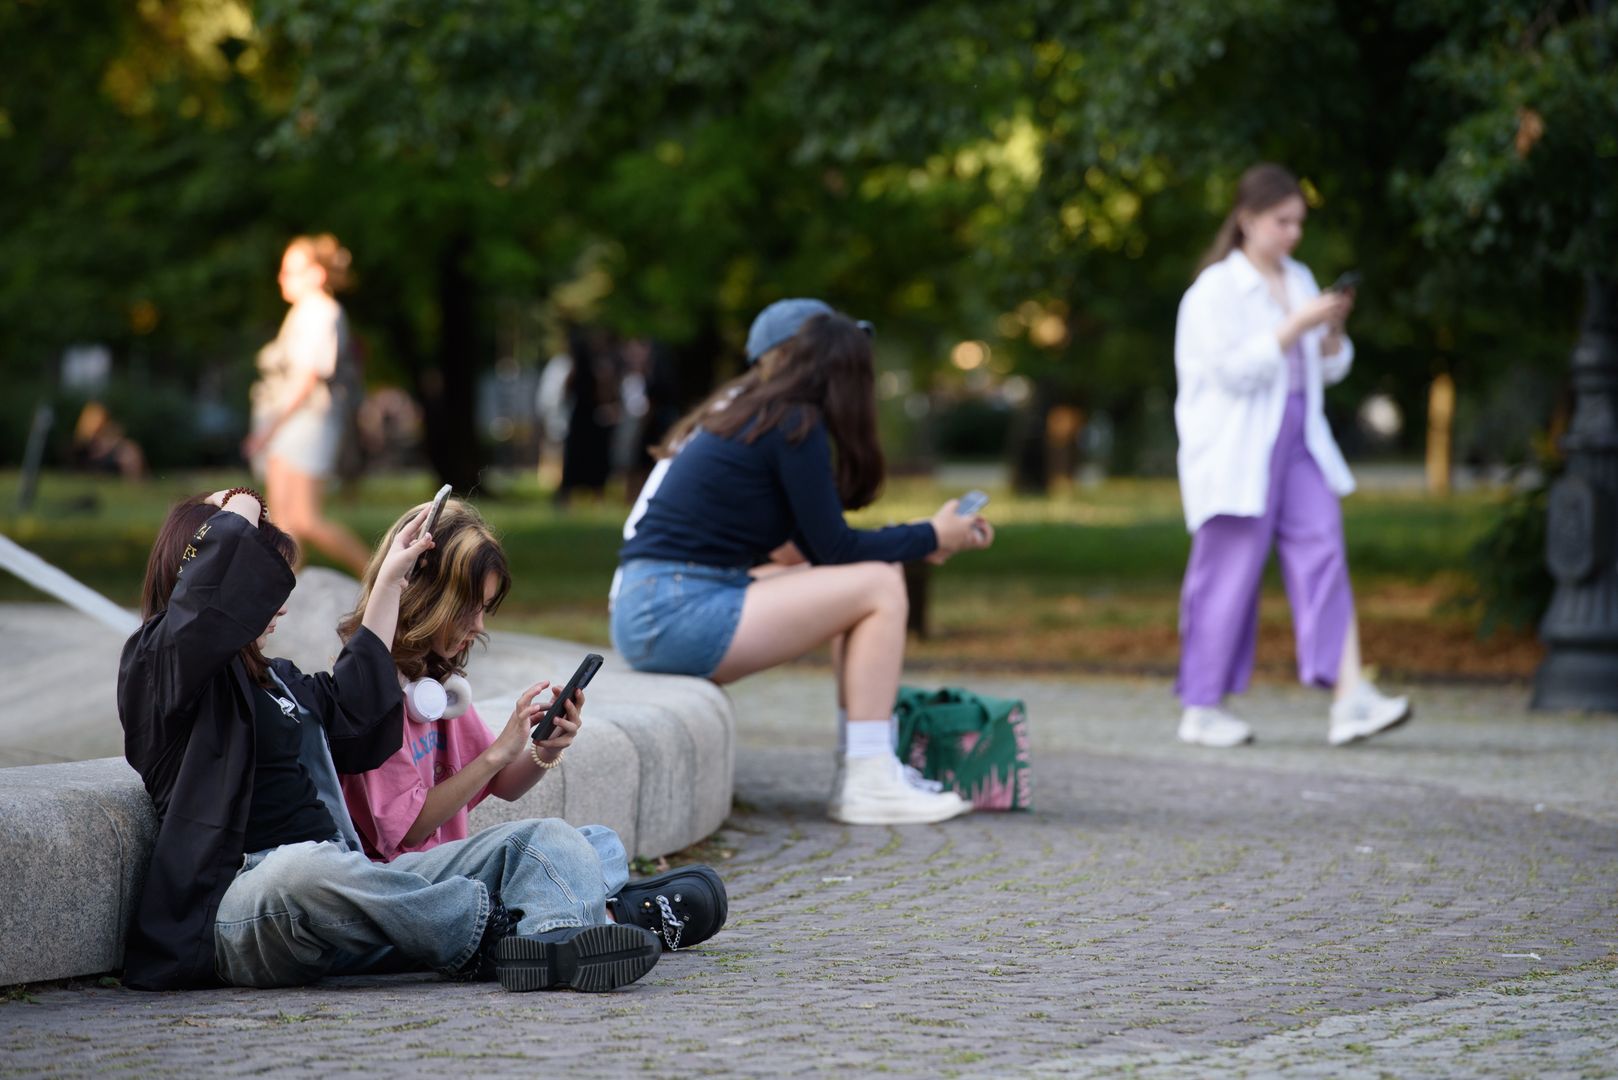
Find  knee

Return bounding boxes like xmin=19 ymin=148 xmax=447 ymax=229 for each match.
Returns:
xmin=250 ymin=842 xmax=338 ymax=905
xmin=867 ymin=562 xmax=908 ymax=617
xmin=510 ymin=818 xmax=596 ymax=863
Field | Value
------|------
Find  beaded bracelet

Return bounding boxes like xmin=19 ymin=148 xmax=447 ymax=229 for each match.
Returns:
xmin=529 ymin=742 xmax=564 ymax=770
xmin=221 ymin=486 xmax=268 ymax=521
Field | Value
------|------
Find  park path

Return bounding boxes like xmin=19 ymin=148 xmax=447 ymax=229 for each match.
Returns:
xmin=3 ymin=670 xmax=1616 ymax=1078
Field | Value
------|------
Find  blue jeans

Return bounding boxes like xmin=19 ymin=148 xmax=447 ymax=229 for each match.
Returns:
xmin=213 ymin=820 xmax=629 ymax=988
xmin=610 ymin=558 xmax=751 ymax=677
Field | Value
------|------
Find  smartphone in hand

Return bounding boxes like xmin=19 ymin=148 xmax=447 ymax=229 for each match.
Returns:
xmin=409 ymin=484 xmax=453 ymax=581
xmin=957 ymin=490 xmax=990 ymax=516
xmin=530 ymin=653 xmax=604 ymax=743
xmin=1327 ymin=270 xmax=1362 ymax=294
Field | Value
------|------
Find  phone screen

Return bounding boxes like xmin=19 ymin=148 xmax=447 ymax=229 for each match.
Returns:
xmin=957 ymin=490 xmax=990 ymax=516
xmin=531 ymin=653 xmax=604 ymax=743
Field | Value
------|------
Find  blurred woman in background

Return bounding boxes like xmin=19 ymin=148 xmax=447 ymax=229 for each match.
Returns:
xmin=245 ymin=234 xmax=369 ymax=574
xmin=1173 ymin=163 xmax=1411 ymax=749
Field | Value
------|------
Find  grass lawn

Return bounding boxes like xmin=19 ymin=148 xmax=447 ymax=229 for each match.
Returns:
xmin=0 ymin=469 xmax=1538 ymax=682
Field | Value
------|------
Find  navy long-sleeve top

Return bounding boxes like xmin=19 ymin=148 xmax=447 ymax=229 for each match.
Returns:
xmin=619 ymin=414 xmax=937 ymax=568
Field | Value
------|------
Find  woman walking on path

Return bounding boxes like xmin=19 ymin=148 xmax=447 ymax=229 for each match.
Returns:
xmin=244 ymin=234 xmax=370 ymax=574
xmin=611 ymin=304 xmax=993 ymax=826
xmin=1174 ymin=163 xmax=1411 ymax=748
xmin=339 ymin=498 xmax=728 ymax=954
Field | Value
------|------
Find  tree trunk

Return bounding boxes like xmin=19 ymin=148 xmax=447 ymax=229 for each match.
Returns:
xmin=1425 ymin=372 xmax=1455 ymax=496
xmin=417 ymin=232 xmax=485 ymax=492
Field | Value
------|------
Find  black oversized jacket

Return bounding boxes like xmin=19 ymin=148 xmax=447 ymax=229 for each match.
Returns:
xmin=117 ymin=510 xmax=402 ymax=990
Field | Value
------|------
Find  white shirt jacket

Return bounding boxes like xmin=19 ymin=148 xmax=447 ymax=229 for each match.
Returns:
xmin=1173 ymin=249 xmax=1355 ymax=533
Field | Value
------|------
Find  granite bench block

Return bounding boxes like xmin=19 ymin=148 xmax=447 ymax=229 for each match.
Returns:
xmin=466 ymin=708 xmax=643 ymax=856
xmin=0 ymin=758 xmax=156 ymax=986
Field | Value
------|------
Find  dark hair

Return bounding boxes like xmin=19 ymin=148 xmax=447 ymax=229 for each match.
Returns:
xmin=1197 ymin=163 xmax=1305 ymax=273
xmin=659 ymin=313 xmax=886 ymax=509
xmin=140 ymin=496 xmax=299 ymax=687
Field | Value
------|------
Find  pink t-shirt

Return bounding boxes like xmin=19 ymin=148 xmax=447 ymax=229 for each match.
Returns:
xmin=341 ymin=703 xmax=497 ymax=861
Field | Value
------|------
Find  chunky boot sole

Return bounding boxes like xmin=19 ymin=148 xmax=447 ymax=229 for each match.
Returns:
xmin=494 ymin=925 xmax=661 ymax=992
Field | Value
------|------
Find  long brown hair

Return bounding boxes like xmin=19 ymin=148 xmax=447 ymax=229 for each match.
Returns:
xmin=140 ymin=496 xmax=298 ymax=687
xmin=657 ymin=313 xmax=886 ymax=509
xmin=338 ymin=499 xmax=511 ymax=682
xmin=1197 ymin=163 xmax=1305 ymax=274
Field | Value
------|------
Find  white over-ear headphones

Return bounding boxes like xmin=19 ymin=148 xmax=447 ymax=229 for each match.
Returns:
xmin=403 ymin=674 xmax=473 ymax=724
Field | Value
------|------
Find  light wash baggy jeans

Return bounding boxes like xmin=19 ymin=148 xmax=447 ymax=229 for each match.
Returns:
xmin=214 ymin=820 xmax=630 ymax=988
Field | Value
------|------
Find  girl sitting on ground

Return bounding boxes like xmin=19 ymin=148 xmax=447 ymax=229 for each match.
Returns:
xmin=119 ymin=489 xmax=655 ymax=993
xmin=338 ymin=498 xmax=726 ymax=953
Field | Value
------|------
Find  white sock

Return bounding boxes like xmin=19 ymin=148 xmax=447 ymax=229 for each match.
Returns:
xmin=836 ymin=707 xmax=848 ymax=754
xmin=844 ymin=719 xmax=892 ymax=759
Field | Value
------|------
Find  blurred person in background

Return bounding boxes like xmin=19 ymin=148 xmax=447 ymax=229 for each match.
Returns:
xmin=244 ymin=234 xmax=370 ymax=574
xmin=1173 ymin=163 xmax=1411 ymax=749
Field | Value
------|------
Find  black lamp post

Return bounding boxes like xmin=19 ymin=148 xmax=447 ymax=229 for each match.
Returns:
xmin=1533 ymin=273 xmax=1618 ymax=711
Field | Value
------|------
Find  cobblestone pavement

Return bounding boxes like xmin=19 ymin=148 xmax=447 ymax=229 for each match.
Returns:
xmin=4 ymin=672 xmax=1617 ymax=1078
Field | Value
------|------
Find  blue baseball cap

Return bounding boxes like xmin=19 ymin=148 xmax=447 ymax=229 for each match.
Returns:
xmin=745 ymin=298 xmax=873 ymax=364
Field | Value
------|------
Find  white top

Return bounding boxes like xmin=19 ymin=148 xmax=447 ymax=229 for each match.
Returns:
xmin=255 ymin=293 xmax=343 ymax=415
xmin=1173 ymin=249 xmax=1355 ymax=533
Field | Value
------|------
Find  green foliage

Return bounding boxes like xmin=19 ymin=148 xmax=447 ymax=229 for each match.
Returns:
xmin=2 ymin=0 xmax=1608 ymax=483
xmin=1399 ymin=1 xmax=1618 ymax=276
xmin=1454 ymin=474 xmax=1555 ymax=636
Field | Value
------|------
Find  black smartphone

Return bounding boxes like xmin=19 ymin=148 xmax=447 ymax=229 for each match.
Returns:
xmin=1328 ymin=270 xmax=1362 ymax=294
xmin=957 ymin=490 xmax=990 ymax=516
xmin=409 ymin=484 xmax=453 ymax=581
xmin=530 ymin=652 xmax=604 ymax=743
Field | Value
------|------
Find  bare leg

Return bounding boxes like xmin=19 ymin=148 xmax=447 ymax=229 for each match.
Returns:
xmin=1334 ymin=613 xmax=1363 ymax=702
xmin=270 ymin=456 xmax=371 ymax=575
xmin=710 ymin=561 xmax=906 ymax=721
xmin=264 ymin=455 xmax=302 ymax=570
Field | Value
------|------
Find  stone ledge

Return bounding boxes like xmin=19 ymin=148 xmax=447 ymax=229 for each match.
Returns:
xmin=0 ymin=570 xmax=735 ymax=986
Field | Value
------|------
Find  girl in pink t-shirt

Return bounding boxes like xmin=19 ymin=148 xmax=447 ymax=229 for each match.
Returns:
xmin=338 ymin=500 xmax=584 ymax=861
xmin=339 ymin=497 xmax=730 ymax=957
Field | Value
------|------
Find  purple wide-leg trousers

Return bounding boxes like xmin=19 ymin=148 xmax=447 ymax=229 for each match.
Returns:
xmin=1177 ymin=392 xmax=1354 ymax=707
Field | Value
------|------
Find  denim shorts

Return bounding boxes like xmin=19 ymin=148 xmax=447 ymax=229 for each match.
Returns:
xmin=610 ymin=559 xmax=751 ymax=678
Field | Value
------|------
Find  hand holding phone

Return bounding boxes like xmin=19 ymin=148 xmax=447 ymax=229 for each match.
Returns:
xmin=956 ymin=490 xmax=990 ymax=516
xmin=530 ymin=653 xmax=604 ymax=743
xmin=1327 ymin=270 xmax=1361 ymax=294
xmin=409 ymin=484 xmax=453 ymax=581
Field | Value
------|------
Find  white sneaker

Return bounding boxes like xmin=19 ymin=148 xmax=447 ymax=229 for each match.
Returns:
xmin=1328 ymin=681 xmax=1412 ymax=746
xmin=900 ymin=763 xmax=946 ymax=793
xmin=1177 ymin=706 xmax=1254 ymax=748
xmin=828 ymin=755 xmax=973 ymax=825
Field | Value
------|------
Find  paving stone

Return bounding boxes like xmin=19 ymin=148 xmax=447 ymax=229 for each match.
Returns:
xmin=3 ymin=670 xmax=1615 ymax=1077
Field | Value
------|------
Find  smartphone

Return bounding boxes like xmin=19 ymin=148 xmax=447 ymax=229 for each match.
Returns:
xmin=1328 ymin=270 xmax=1362 ymax=294
xmin=408 ymin=484 xmax=453 ymax=581
xmin=530 ymin=653 xmax=604 ymax=743
xmin=957 ymin=490 xmax=990 ymax=516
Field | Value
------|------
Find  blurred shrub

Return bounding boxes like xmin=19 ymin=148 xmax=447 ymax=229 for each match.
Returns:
xmin=0 ymin=377 xmax=244 ymax=471
xmin=1454 ymin=467 xmax=1554 ymax=637
xmin=933 ymin=397 xmax=1013 ymax=460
